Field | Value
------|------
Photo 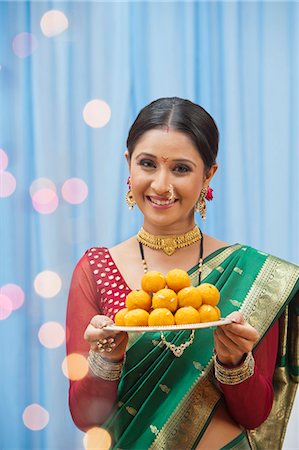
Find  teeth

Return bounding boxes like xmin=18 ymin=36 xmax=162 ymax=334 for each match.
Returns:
xmin=150 ymin=198 xmax=176 ymax=206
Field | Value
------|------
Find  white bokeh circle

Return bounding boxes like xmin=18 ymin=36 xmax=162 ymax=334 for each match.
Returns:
xmin=1 ymin=284 xmax=25 ymax=310
xmin=40 ymin=10 xmax=69 ymax=37
xmin=61 ymin=178 xmax=88 ymax=205
xmin=38 ymin=321 xmax=65 ymax=348
xmin=22 ymin=404 xmax=49 ymax=431
xmin=83 ymin=99 xmax=111 ymax=128
xmin=34 ymin=271 xmax=62 ymax=298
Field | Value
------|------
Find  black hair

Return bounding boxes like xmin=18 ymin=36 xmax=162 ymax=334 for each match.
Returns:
xmin=126 ymin=97 xmax=219 ymax=171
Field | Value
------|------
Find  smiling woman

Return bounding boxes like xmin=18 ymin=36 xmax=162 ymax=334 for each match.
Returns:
xmin=66 ymin=97 xmax=299 ymax=450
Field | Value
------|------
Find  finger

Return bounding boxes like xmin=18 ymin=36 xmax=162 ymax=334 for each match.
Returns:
xmin=89 ymin=331 xmax=127 ymax=351
xmin=216 ymin=330 xmax=252 ymax=354
xmin=90 ymin=315 xmax=114 ymax=328
xmin=226 ymin=311 xmax=245 ymax=324
xmin=84 ymin=323 xmax=123 ymax=342
xmin=221 ymin=323 xmax=259 ymax=342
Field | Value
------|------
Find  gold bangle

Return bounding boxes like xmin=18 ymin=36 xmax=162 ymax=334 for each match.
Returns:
xmin=87 ymin=349 xmax=124 ymax=381
xmin=214 ymin=351 xmax=255 ymax=385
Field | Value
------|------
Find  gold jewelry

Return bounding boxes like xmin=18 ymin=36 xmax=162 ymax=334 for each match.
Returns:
xmin=137 ymin=225 xmax=202 ymax=256
xmin=160 ymin=330 xmax=195 ymax=357
xmin=88 ymin=349 xmax=124 ymax=381
xmin=167 ymin=184 xmax=175 ymax=201
xmin=214 ymin=351 xmax=255 ymax=385
xmin=126 ymin=176 xmax=136 ymax=210
xmin=96 ymin=337 xmax=116 ymax=353
xmin=195 ymin=187 xmax=207 ymax=220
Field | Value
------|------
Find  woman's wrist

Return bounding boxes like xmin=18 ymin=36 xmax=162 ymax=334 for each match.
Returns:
xmin=214 ymin=351 xmax=255 ymax=385
xmin=87 ymin=349 xmax=125 ymax=381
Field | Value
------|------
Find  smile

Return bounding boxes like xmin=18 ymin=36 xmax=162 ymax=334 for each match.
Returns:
xmin=147 ymin=196 xmax=177 ymax=206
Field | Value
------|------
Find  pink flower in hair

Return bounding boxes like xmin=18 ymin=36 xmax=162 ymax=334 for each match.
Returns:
xmin=205 ymin=187 xmax=213 ymax=201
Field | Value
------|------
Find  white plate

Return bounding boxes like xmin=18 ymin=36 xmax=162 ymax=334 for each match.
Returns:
xmin=103 ymin=318 xmax=232 ymax=333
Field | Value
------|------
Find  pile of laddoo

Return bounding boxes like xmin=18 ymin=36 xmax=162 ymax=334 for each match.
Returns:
xmin=114 ymin=269 xmax=221 ymax=327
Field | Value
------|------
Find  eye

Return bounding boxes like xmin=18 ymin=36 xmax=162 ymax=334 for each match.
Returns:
xmin=173 ymin=164 xmax=191 ymax=174
xmin=138 ymin=159 xmax=156 ymax=168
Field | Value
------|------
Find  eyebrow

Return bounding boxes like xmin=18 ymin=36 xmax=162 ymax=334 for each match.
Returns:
xmin=135 ymin=152 xmax=197 ymax=168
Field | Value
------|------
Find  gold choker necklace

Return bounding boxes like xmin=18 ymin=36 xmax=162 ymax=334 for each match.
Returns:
xmin=137 ymin=226 xmax=202 ymax=256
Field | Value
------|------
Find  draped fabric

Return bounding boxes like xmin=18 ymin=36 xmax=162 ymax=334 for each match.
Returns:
xmin=0 ymin=1 xmax=298 ymax=449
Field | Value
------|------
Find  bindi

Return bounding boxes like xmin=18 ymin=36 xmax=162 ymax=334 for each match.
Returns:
xmin=161 ymin=156 xmax=169 ymax=162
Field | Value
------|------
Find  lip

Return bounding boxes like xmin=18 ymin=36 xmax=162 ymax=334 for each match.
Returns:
xmin=146 ymin=195 xmax=177 ymax=209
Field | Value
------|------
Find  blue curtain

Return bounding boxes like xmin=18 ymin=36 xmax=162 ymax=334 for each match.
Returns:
xmin=0 ymin=1 xmax=298 ymax=449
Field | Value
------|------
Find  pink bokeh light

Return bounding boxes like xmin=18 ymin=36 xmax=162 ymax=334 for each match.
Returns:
xmin=22 ymin=404 xmax=49 ymax=431
xmin=0 ymin=171 xmax=16 ymax=197
xmin=0 ymin=294 xmax=13 ymax=320
xmin=12 ymin=32 xmax=38 ymax=58
xmin=38 ymin=321 xmax=65 ymax=348
xmin=61 ymin=178 xmax=88 ymax=204
xmin=1 ymin=284 xmax=25 ymax=311
xmin=0 ymin=149 xmax=8 ymax=171
xmin=32 ymin=188 xmax=59 ymax=214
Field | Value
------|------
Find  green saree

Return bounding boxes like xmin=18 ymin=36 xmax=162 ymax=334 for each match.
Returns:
xmin=104 ymin=244 xmax=299 ymax=450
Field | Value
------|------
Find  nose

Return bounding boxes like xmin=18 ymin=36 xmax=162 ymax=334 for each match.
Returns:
xmin=151 ymin=168 xmax=171 ymax=196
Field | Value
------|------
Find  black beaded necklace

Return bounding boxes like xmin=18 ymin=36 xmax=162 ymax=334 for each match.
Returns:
xmin=138 ymin=229 xmax=204 ymax=285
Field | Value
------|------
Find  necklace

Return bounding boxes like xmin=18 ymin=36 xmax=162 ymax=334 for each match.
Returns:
xmin=137 ymin=225 xmax=202 ymax=256
xmin=138 ymin=229 xmax=204 ymax=285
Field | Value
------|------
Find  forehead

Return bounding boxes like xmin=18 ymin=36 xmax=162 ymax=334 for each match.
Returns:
xmin=132 ymin=128 xmax=202 ymax=161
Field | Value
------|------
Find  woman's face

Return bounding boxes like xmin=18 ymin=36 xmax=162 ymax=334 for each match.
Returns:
xmin=127 ymin=128 xmax=217 ymax=234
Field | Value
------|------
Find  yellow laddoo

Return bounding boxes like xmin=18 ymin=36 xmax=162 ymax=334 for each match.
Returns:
xmin=196 ymin=283 xmax=220 ymax=306
xmin=214 ymin=306 xmax=221 ymax=320
xmin=125 ymin=289 xmax=152 ymax=311
xmin=114 ymin=308 xmax=129 ymax=326
xmin=141 ymin=271 xmax=166 ymax=293
xmin=174 ymin=306 xmax=201 ymax=325
xmin=177 ymin=286 xmax=203 ymax=309
xmin=166 ymin=269 xmax=191 ymax=292
xmin=198 ymin=304 xmax=219 ymax=322
xmin=124 ymin=309 xmax=149 ymax=326
xmin=148 ymin=308 xmax=175 ymax=326
xmin=152 ymin=288 xmax=178 ymax=313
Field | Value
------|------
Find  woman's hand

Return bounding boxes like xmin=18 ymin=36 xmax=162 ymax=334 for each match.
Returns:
xmin=214 ymin=311 xmax=259 ymax=366
xmin=84 ymin=315 xmax=128 ymax=363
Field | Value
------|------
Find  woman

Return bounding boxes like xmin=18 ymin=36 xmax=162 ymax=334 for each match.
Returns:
xmin=66 ymin=97 xmax=299 ymax=449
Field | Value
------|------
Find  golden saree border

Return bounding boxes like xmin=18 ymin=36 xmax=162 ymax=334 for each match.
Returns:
xmin=243 ymin=257 xmax=299 ymax=450
xmin=150 ymin=252 xmax=299 ymax=450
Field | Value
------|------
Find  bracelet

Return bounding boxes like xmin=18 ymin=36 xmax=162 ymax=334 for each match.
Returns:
xmin=214 ymin=351 xmax=255 ymax=385
xmin=87 ymin=349 xmax=124 ymax=381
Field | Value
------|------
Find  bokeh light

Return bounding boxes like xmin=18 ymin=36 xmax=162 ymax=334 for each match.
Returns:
xmin=1 ymin=284 xmax=25 ymax=310
xmin=40 ymin=10 xmax=69 ymax=37
xmin=62 ymin=353 xmax=89 ymax=381
xmin=32 ymin=188 xmax=59 ymax=214
xmin=83 ymin=99 xmax=111 ymax=128
xmin=0 ymin=149 xmax=8 ymax=171
xmin=12 ymin=32 xmax=38 ymax=58
xmin=38 ymin=321 xmax=65 ymax=348
xmin=61 ymin=178 xmax=88 ymax=204
xmin=34 ymin=271 xmax=62 ymax=298
xmin=30 ymin=178 xmax=57 ymax=197
xmin=0 ymin=171 xmax=16 ymax=197
xmin=0 ymin=294 xmax=13 ymax=320
xmin=22 ymin=404 xmax=49 ymax=431
xmin=83 ymin=427 xmax=112 ymax=450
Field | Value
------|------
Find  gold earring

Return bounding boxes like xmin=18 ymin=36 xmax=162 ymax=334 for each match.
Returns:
xmin=195 ymin=187 xmax=207 ymax=220
xmin=126 ymin=176 xmax=136 ymax=210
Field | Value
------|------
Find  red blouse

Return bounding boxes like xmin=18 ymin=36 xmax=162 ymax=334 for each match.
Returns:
xmin=66 ymin=247 xmax=278 ymax=432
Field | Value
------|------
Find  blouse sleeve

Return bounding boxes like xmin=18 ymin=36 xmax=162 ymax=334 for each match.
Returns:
xmin=66 ymin=253 xmax=119 ymax=431
xmin=219 ymin=320 xmax=279 ymax=429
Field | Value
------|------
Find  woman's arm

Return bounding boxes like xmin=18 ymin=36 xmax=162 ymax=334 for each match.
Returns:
xmin=217 ymin=320 xmax=278 ymax=429
xmin=66 ymin=254 xmax=119 ymax=431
